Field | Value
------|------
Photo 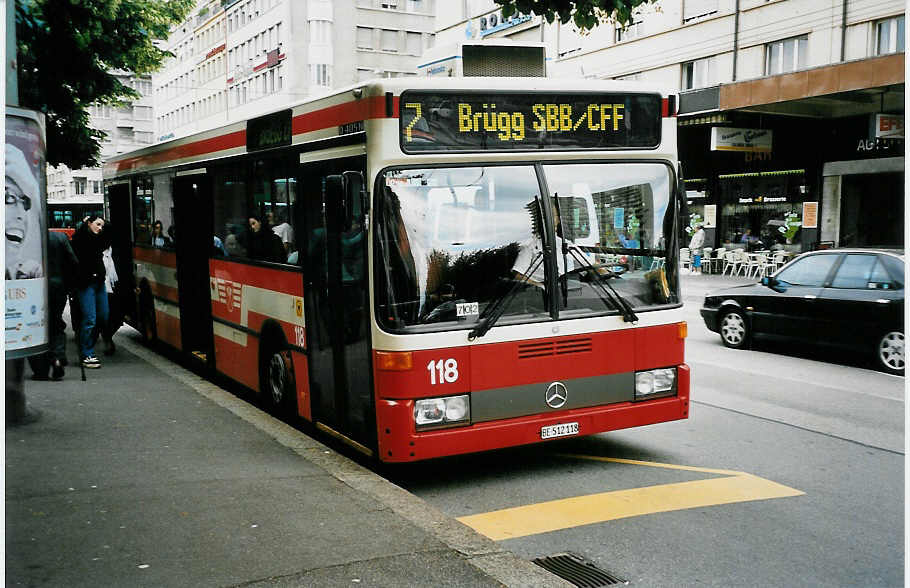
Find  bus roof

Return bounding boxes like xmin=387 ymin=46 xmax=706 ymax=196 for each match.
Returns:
xmin=103 ymin=77 xmax=674 ymax=179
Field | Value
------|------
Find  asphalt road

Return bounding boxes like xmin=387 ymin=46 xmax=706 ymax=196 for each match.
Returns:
xmin=390 ymin=291 xmax=905 ymax=587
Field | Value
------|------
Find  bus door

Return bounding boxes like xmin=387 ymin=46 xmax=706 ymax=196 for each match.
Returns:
xmin=299 ymin=155 xmax=374 ymax=453
xmin=105 ymin=182 xmax=136 ymax=324
xmin=172 ymin=172 xmax=215 ymax=365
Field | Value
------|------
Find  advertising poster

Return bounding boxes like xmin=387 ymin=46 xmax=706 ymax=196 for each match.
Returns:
xmin=5 ymin=108 xmax=48 ymax=358
xmin=802 ymin=201 xmax=819 ymax=229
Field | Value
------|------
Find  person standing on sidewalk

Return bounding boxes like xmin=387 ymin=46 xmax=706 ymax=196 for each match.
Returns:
xmin=688 ymin=225 xmax=706 ymax=275
xmin=71 ymin=216 xmax=112 ymax=369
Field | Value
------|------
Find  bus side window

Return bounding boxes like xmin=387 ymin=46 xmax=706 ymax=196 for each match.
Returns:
xmin=213 ymin=164 xmax=249 ymax=260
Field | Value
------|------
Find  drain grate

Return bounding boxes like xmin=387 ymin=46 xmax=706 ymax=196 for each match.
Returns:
xmin=532 ymin=552 xmax=628 ymax=587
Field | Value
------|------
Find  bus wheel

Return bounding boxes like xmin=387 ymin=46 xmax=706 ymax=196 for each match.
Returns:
xmin=262 ymin=345 xmax=295 ymax=418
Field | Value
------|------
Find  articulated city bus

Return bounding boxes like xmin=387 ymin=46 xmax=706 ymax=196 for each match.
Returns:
xmin=103 ymin=78 xmax=689 ymax=463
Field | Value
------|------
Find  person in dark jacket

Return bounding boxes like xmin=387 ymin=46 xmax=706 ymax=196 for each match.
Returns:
xmin=70 ymin=215 xmax=112 ymax=368
xmin=244 ymin=214 xmax=286 ymax=263
xmin=28 ymin=230 xmax=79 ymax=380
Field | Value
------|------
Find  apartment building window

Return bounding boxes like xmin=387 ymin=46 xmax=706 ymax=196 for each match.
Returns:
xmin=406 ymin=0 xmax=422 ymax=11
xmin=382 ymin=2 xmax=398 ymax=8
xmin=310 ymin=20 xmax=331 ymax=44
xmin=92 ymin=181 xmax=101 ymax=193
xmin=616 ymin=20 xmax=643 ymax=43
xmin=765 ymin=35 xmax=808 ymax=75
xmin=682 ymin=56 xmax=715 ymax=90
xmin=381 ymin=29 xmax=398 ymax=52
xmin=134 ymin=106 xmax=152 ymax=120
xmin=74 ymin=178 xmax=86 ymax=195
xmin=875 ymin=15 xmax=905 ymax=55
xmin=309 ymin=63 xmax=332 ymax=87
xmin=406 ymin=31 xmax=422 ymax=55
xmin=683 ymin=0 xmax=718 ymax=23
xmin=357 ymin=26 xmax=373 ymax=49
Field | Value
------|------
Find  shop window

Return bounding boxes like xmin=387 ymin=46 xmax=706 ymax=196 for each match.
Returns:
xmin=765 ymin=35 xmax=808 ymax=75
xmin=875 ymin=15 xmax=905 ymax=55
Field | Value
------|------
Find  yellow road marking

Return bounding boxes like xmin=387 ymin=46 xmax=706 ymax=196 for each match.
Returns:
xmin=456 ymin=456 xmax=804 ymax=541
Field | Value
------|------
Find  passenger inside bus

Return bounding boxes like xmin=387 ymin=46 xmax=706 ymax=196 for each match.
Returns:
xmin=150 ymin=220 xmax=172 ymax=248
xmin=242 ymin=214 xmax=286 ymax=263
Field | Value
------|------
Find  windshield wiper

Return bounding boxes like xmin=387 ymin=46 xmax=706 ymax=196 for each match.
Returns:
xmin=564 ymin=245 xmax=639 ymax=323
xmin=468 ymin=251 xmax=543 ymax=340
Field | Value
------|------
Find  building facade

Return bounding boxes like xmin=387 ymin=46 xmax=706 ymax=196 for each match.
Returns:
xmin=46 ymin=71 xmax=155 ymax=227
xmin=436 ymin=0 xmax=905 ymax=251
xmin=154 ymin=0 xmax=437 ymax=142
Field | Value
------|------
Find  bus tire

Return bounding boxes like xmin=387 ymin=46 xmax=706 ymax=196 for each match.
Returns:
xmin=260 ymin=336 xmax=296 ymax=419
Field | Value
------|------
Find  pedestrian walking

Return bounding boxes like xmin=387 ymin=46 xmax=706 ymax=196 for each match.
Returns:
xmin=71 ymin=215 xmax=112 ymax=369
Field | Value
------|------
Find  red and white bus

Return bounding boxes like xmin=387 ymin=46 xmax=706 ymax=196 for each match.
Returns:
xmin=104 ymin=77 xmax=688 ymax=462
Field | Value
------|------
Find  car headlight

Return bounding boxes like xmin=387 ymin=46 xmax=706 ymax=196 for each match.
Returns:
xmin=415 ymin=394 xmax=471 ymax=430
xmin=634 ymin=368 xmax=677 ymax=401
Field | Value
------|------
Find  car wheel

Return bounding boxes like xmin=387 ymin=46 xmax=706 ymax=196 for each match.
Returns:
xmin=719 ymin=308 xmax=750 ymax=349
xmin=876 ymin=331 xmax=904 ymax=375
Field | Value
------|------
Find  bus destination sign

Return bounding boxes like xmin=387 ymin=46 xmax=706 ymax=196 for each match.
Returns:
xmin=248 ymin=109 xmax=292 ymax=152
xmin=399 ymin=91 xmax=662 ymax=153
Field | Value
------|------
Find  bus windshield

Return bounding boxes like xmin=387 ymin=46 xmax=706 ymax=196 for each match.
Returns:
xmin=374 ymin=162 xmax=677 ymax=332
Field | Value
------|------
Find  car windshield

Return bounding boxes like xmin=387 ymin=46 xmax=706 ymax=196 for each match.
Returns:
xmin=374 ymin=163 xmax=678 ymax=332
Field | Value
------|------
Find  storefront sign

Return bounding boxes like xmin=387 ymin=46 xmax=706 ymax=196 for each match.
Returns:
xmin=710 ymin=127 xmax=772 ymax=153
xmin=874 ymin=114 xmax=903 ymax=139
xmin=6 ymin=108 xmax=48 ymax=359
xmin=802 ymin=201 xmax=818 ymax=229
xmin=703 ymin=204 xmax=716 ymax=228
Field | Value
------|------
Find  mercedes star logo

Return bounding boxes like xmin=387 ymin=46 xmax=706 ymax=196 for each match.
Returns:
xmin=545 ymin=382 xmax=568 ymax=409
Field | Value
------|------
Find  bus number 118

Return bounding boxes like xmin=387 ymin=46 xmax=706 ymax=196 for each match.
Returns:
xmin=427 ymin=359 xmax=459 ymax=385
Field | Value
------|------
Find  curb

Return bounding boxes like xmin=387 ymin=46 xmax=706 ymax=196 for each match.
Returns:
xmin=119 ymin=333 xmax=571 ymax=588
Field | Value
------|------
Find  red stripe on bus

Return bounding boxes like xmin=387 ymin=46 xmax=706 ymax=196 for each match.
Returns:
xmin=292 ymin=94 xmax=397 ymax=134
xmin=110 ymin=130 xmax=246 ymax=174
xmin=108 ymin=94 xmax=401 ymax=175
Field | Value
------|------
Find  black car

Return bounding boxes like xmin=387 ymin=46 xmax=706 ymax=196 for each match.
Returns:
xmin=700 ymin=249 xmax=905 ymax=374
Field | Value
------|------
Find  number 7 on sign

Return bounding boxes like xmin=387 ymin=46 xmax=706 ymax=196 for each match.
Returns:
xmin=404 ymin=103 xmax=422 ymax=142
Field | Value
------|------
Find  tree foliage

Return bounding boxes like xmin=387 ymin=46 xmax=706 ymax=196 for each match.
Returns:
xmin=16 ymin=0 xmax=195 ymax=168
xmin=495 ymin=0 xmax=656 ymax=31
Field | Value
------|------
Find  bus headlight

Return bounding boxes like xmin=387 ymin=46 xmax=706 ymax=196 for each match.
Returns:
xmin=634 ymin=368 xmax=677 ymax=400
xmin=415 ymin=395 xmax=471 ymax=430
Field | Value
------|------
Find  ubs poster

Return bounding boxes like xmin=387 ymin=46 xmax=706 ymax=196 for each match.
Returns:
xmin=5 ymin=108 xmax=48 ymax=358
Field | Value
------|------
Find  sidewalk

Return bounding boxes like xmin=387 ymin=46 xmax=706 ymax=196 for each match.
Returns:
xmin=6 ymin=332 xmax=568 ymax=587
